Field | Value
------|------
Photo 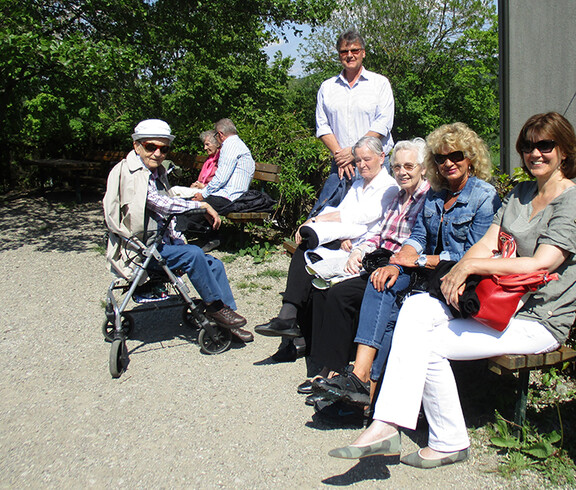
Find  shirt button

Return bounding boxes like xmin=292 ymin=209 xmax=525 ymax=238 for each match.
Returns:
xmin=547 ymin=311 xmax=553 ymax=316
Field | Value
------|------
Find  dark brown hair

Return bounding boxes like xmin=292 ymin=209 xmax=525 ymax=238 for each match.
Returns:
xmin=336 ymin=29 xmax=365 ymax=51
xmin=516 ymin=112 xmax=576 ymax=179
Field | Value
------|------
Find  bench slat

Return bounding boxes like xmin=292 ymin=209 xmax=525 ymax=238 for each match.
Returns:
xmin=489 ymin=345 xmax=576 ymax=374
xmin=226 ymin=212 xmax=270 ymax=222
xmin=253 ymin=170 xmax=280 ymax=183
xmin=523 ymin=353 xmax=545 ymax=368
xmin=283 ymin=240 xmax=297 ymax=255
xmin=24 ymin=158 xmax=104 ymax=171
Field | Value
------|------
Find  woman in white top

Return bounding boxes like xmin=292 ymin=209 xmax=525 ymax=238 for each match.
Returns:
xmin=255 ymin=136 xmax=398 ymax=343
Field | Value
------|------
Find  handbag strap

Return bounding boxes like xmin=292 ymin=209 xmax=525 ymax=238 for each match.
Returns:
xmin=498 ymin=231 xmax=517 ymax=258
xmin=494 ymin=270 xmax=559 ymax=287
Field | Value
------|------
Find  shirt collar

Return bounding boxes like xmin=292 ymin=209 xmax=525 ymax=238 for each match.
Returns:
xmin=396 ymin=178 xmax=429 ymax=202
xmin=412 ymin=179 xmax=431 ymax=200
xmin=337 ymin=66 xmax=369 ymax=87
xmin=363 ymin=166 xmax=394 ymax=191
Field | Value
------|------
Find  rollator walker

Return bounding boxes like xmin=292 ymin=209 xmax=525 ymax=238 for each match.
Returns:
xmin=103 ymin=209 xmax=232 ymax=378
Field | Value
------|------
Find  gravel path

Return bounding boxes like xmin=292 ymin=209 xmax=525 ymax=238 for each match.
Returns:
xmin=0 ymin=194 xmax=552 ymax=488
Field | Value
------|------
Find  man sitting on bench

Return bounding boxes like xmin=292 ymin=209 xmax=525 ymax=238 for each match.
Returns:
xmin=183 ymin=118 xmax=256 ymax=252
xmin=103 ymin=118 xmax=253 ymax=343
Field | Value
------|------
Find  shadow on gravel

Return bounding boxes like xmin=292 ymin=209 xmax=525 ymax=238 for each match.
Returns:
xmin=0 ymin=190 xmax=105 ymax=253
xmin=111 ymin=304 xmax=246 ymax=357
xmin=322 ymin=455 xmax=393 ymax=485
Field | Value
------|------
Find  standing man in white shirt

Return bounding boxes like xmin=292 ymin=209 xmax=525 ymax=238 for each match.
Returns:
xmin=311 ymin=28 xmax=395 ymax=217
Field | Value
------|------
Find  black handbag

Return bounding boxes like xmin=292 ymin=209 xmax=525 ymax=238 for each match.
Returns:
xmin=362 ymin=248 xmax=393 ymax=274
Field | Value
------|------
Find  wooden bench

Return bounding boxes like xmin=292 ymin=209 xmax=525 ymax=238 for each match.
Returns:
xmin=23 ymin=151 xmax=280 ymax=224
xmin=22 ymin=153 xmax=119 ymax=202
xmin=168 ymin=153 xmax=280 ymax=224
xmin=283 ymin=239 xmax=298 ymax=255
xmin=488 ymin=345 xmax=576 ymax=434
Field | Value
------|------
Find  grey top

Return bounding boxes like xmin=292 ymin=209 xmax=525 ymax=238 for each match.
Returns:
xmin=493 ymin=181 xmax=576 ymax=342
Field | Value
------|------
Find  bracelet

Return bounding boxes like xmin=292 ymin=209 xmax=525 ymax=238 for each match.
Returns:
xmin=388 ymin=264 xmax=403 ymax=273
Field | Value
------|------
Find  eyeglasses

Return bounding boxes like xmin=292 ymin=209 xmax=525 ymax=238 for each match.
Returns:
xmin=141 ymin=142 xmax=170 ymax=154
xmin=392 ymin=162 xmax=420 ymax=172
xmin=520 ymin=140 xmax=556 ymax=154
xmin=339 ymin=48 xmax=363 ymax=56
xmin=434 ymin=150 xmax=465 ymax=165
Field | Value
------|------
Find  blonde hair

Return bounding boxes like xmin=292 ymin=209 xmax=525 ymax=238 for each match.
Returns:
xmin=425 ymin=122 xmax=492 ymax=191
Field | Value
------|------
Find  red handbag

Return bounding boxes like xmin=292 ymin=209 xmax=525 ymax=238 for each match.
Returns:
xmin=471 ymin=232 xmax=559 ymax=331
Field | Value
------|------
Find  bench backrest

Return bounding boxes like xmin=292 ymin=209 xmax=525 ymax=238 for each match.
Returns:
xmin=83 ymin=150 xmax=281 ymax=185
xmin=170 ymin=153 xmax=280 ymax=184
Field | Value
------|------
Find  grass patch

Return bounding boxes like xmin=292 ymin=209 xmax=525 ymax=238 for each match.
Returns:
xmin=256 ymin=268 xmax=288 ymax=279
xmin=236 ymin=281 xmax=260 ymax=291
xmin=220 ymin=254 xmax=237 ymax=264
xmin=93 ymin=244 xmax=106 ymax=255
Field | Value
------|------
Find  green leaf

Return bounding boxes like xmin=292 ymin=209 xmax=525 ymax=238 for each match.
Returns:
xmin=522 ymin=441 xmax=555 ymax=459
xmin=490 ymin=436 xmax=521 ymax=449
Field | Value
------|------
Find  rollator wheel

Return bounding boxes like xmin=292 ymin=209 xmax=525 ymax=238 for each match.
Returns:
xmin=198 ymin=327 xmax=232 ymax=355
xmin=109 ymin=338 xmax=128 ymax=378
xmin=102 ymin=313 xmax=134 ymax=342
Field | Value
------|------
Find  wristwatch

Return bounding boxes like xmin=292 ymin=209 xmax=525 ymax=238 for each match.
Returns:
xmin=415 ymin=254 xmax=428 ymax=267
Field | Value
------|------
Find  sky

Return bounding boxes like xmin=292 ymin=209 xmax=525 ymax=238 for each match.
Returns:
xmin=262 ymin=24 xmax=313 ymax=77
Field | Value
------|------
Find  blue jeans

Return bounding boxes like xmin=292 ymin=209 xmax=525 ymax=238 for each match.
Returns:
xmin=158 ymin=243 xmax=236 ymax=309
xmin=354 ymin=270 xmax=411 ymax=380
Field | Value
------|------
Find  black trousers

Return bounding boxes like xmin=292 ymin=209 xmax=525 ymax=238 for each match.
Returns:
xmin=281 ymin=245 xmax=315 ymax=354
xmin=309 ymin=275 xmax=369 ymax=373
xmin=176 ymin=195 xmax=232 ymax=234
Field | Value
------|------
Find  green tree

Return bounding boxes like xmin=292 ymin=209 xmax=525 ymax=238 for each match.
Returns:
xmin=1 ymin=0 xmax=336 ymax=155
xmin=301 ymin=0 xmax=499 ymax=143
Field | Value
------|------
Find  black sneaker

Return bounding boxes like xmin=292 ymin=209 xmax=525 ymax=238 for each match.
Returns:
xmin=312 ymin=367 xmax=370 ymax=406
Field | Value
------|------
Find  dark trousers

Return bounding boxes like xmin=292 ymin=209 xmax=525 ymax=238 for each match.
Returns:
xmin=282 ymin=245 xmax=315 ymax=354
xmin=309 ymin=275 xmax=369 ymax=373
xmin=176 ymin=195 xmax=232 ymax=235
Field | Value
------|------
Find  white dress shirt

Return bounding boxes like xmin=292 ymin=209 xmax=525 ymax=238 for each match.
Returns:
xmin=316 ymin=67 xmax=395 ymax=154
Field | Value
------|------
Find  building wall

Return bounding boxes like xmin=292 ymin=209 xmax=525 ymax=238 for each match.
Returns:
xmin=499 ymin=0 xmax=576 ymax=172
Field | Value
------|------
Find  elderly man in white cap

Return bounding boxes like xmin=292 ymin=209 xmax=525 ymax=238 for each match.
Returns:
xmin=103 ymin=119 xmax=253 ymax=342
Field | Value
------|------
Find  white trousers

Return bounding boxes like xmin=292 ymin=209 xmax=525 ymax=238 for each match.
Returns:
xmin=373 ymin=293 xmax=559 ymax=452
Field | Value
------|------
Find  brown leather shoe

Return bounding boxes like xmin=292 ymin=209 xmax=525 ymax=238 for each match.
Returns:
xmin=230 ymin=327 xmax=254 ymax=343
xmin=206 ymin=306 xmax=247 ymax=328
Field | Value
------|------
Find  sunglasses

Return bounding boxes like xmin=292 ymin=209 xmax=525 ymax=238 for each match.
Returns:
xmin=339 ymin=48 xmax=362 ymax=56
xmin=141 ymin=142 xmax=170 ymax=154
xmin=520 ymin=140 xmax=556 ymax=154
xmin=434 ymin=151 xmax=465 ymax=165
xmin=392 ymin=162 xmax=419 ymax=172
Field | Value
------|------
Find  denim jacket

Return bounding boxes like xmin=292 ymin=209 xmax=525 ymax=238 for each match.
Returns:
xmin=403 ymin=176 xmax=501 ymax=261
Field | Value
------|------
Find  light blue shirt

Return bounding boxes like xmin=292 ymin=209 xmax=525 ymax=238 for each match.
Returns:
xmin=316 ymin=67 xmax=395 ymax=154
xmin=201 ymin=134 xmax=255 ymax=201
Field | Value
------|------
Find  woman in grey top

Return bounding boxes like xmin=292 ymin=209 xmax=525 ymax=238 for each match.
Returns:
xmin=327 ymin=112 xmax=576 ymax=470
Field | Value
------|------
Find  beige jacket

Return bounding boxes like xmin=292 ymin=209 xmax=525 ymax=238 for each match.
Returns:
xmin=103 ymin=150 xmax=170 ymax=280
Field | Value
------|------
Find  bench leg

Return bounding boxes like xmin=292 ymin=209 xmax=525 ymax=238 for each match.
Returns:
xmin=513 ymin=370 xmax=530 ymax=438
